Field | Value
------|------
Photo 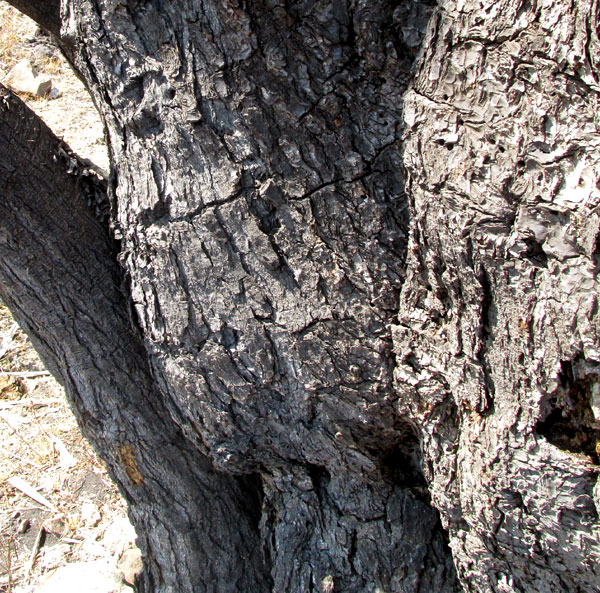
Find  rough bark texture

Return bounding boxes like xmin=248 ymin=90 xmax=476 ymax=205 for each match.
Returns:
xmin=1 ymin=0 xmax=599 ymax=592
xmin=59 ymin=1 xmax=462 ymax=591
xmin=394 ymin=0 xmax=600 ymax=591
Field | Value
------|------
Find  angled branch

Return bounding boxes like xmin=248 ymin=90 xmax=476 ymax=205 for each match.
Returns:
xmin=0 ymin=83 xmax=271 ymax=593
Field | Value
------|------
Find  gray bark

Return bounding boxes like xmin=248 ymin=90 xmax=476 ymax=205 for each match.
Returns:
xmin=1 ymin=0 xmax=599 ymax=592
xmin=394 ymin=1 xmax=600 ymax=591
xmin=58 ymin=1 xmax=460 ymax=591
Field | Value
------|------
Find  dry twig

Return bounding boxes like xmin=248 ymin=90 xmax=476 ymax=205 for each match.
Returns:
xmin=0 ymin=412 xmax=46 ymax=460
xmin=0 ymin=371 xmax=50 ymax=378
xmin=24 ymin=526 xmax=45 ymax=577
xmin=6 ymin=477 xmax=58 ymax=513
xmin=0 ymin=322 xmax=19 ymax=360
xmin=3 ymin=534 xmax=15 ymax=593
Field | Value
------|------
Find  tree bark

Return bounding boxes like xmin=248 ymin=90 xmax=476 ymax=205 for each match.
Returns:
xmin=57 ymin=1 xmax=460 ymax=592
xmin=393 ymin=1 xmax=600 ymax=591
xmin=1 ymin=0 xmax=599 ymax=592
xmin=0 ymin=83 xmax=271 ymax=593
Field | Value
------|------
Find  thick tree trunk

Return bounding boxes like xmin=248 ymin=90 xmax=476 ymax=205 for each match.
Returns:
xmin=1 ymin=0 xmax=600 ymax=592
xmin=58 ymin=1 xmax=460 ymax=592
xmin=392 ymin=0 xmax=600 ymax=590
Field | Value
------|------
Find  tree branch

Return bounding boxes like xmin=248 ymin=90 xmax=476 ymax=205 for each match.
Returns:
xmin=0 ymin=83 xmax=271 ymax=593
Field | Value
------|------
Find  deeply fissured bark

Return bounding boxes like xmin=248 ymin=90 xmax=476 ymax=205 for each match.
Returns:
xmin=1 ymin=0 xmax=600 ymax=592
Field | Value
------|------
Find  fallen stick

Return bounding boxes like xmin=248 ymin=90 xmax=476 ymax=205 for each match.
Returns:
xmin=0 ymin=413 xmax=47 ymax=460
xmin=61 ymin=537 xmax=84 ymax=544
xmin=0 ymin=371 xmax=51 ymax=378
xmin=0 ymin=322 xmax=19 ymax=359
xmin=24 ymin=526 xmax=46 ymax=577
xmin=4 ymin=535 xmax=15 ymax=593
xmin=6 ymin=476 xmax=58 ymax=513
xmin=0 ymin=398 xmax=65 ymax=409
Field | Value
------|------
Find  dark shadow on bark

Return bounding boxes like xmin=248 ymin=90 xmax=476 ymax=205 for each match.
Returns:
xmin=537 ymin=357 xmax=600 ymax=463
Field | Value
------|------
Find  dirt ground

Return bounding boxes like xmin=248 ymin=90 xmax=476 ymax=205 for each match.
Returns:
xmin=0 ymin=1 xmax=109 ymax=172
xmin=0 ymin=3 xmax=136 ymax=592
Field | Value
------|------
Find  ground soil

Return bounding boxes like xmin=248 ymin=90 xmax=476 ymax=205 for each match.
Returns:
xmin=0 ymin=3 xmax=135 ymax=592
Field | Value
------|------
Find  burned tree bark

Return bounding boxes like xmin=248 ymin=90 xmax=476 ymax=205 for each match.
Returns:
xmin=0 ymin=83 xmax=271 ymax=592
xmin=1 ymin=0 xmax=600 ymax=592
xmin=394 ymin=1 xmax=600 ymax=592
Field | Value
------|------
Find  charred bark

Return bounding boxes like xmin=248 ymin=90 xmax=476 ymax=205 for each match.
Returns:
xmin=55 ymin=1 xmax=460 ymax=591
xmin=1 ymin=1 xmax=462 ymax=591
xmin=2 ymin=0 xmax=600 ymax=592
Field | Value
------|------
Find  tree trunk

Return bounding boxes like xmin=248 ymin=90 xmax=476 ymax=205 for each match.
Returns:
xmin=1 ymin=0 xmax=600 ymax=592
xmin=394 ymin=1 xmax=600 ymax=591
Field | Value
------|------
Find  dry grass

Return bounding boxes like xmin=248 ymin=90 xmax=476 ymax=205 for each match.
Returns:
xmin=37 ymin=55 xmax=62 ymax=76
xmin=0 ymin=0 xmax=109 ymax=172
xmin=0 ymin=4 xmax=41 ymax=73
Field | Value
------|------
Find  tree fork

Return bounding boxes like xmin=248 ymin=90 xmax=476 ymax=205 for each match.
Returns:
xmin=0 ymin=1 xmax=463 ymax=591
xmin=4 ymin=0 xmax=600 ymax=591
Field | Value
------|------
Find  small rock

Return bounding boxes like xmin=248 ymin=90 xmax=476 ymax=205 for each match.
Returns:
xmin=43 ymin=515 xmax=66 ymax=536
xmin=80 ymin=538 xmax=109 ymax=560
xmin=36 ymin=560 xmax=132 ymax=593
xmin=4 ymin=59 xmax=52 ymax=97
xmin=49 ymin=87 xmax=62 ymax=100
xmin=81 ymin=500 xmax=102 ymax=527
xmin=117 ymin=548 xmax=143 ymax=585
xmin=16 ymin=518 xmax=31 ymax=534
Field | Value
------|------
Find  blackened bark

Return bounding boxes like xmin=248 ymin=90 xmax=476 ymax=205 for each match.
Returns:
xmin=58 ymin=1 xmax=460 ymax=591
xmin=2 ymin=1 xmax=462 ymax=591
xmin=2 ymin=0 xmax=600 ymax=592
xmin=0 ymin=83 xmax=271 ymax=593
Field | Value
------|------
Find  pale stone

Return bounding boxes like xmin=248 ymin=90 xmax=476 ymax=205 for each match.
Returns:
xmin=101 ymin=517 xmax=136 ymax=557
xmin=4 ymin=59 xmax=52 ymax=97
xmin=40 ymin=544 xmax=70 ymax=570
xmin=36 ymin=561 xmax=132 ymax=593
xmin=81 ymin=500 xmax=102 ymax=527
xmin=43 ymin=515 xmax=66 ymax=536
xmin=117 ymin=548 xmax=143 ymax=585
